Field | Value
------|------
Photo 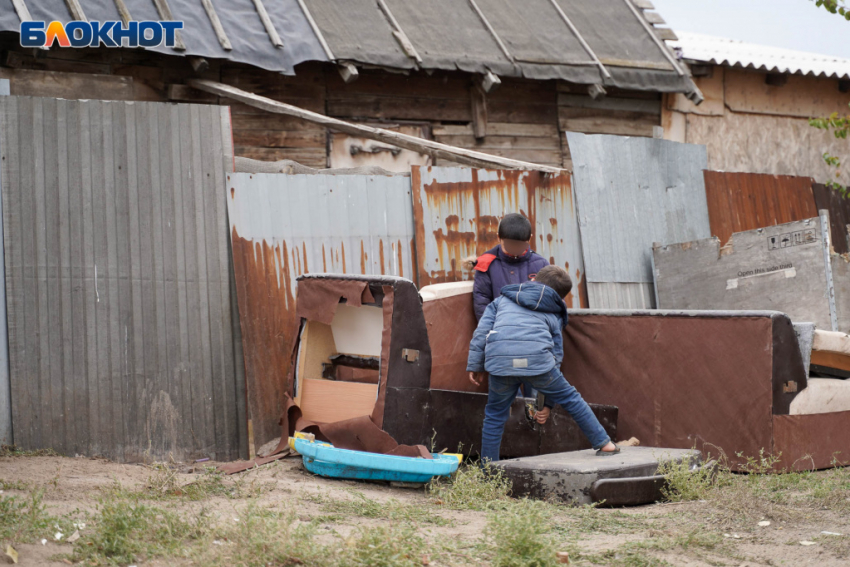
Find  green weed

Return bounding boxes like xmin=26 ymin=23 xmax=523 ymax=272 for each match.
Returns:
xmin=0 ymin=445 xmax=58 ymax=457
xmin=345 ymin=524 xmax=429 ymax=567
xmin=0 ymin=490 xmax=74 ymax=545
xmin=314 ymin=489 xmax=450 ymax=526
xmin=71 ymin=498 xmax=211 ymax=565
xmin=429 ymin=463 xmax=513 ymax=510
xmin=485 ymin=498 xmax=560 ymax=567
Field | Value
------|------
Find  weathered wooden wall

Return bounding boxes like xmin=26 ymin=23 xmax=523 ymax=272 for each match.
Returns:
xmin=0 ymin=39 xmax=663 ymax=170
xmin=663 ymin=66 xmax=850 ymax=188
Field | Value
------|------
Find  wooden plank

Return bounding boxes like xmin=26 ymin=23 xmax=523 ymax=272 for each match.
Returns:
xmin=724 ymin=68 xmax=850 ymax=118
xmin=65 ymin=0 xmax=87 ymax=20
xmin=201 ymin=0 xmax=233 ymax=51
xmin=666 ymin=67 xmax=724 ymax=116
xmin=654 ymin=28 xmax=678 ymax=41
xmin=167 ymin=84 xmax=218 ymax=103
xmin=433 ymin=122 xmax=560 ymax=137
xmin=191 ymin=79 xmax=565 ymax=172
xmin=251 ymin=0 xmax=283 ymax=48
xmin=810 ymin=351 xmax=850 ymax=373
xmin=432 ymin=135 xmax=560 ymax=150
xmin=470 ymin=86 xmax=487 ymax=139
xmin=151 ymin=0 xmax=186 ymax=50
xmin=233 ymin=130 xmax=327 ymax=149
xmin=234 ymin=146 xmax=327 ymax=167
xmin=642 ymin=11 xmax=664 ymax=24
xmin=558 ymin=93 xmax=661 ymax=114
xmin=328 ymin=95 xmax=473 ymax=122
xmin=298 ymin=378 xmax=378 ymax=424
xmin=0 ymin=68 xmax=135 ymax=101
xmin=559 ymin=112 xmax=659 ymax=137
xmin=10 ymin=0 xmax=32 ymax=21
xmin=114 ymin=0 xmax=132 ymax=25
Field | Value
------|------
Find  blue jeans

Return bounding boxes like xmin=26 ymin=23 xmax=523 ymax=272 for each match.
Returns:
xmin=481 ymin=367 xmax=611 ymax=463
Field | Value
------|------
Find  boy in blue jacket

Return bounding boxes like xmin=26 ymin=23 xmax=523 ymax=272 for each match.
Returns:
xmin=471 ymin=213 xmax=549 ymax=321
xmin=467 ymin=265 xmax=619 ymax=463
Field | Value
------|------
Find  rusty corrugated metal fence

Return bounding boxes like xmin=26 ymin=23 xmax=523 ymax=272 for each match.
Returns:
xmin=0 ymin=96 xmax=247 ymax=461
xmin=411 ymin=166 xmax=588 ymax=308
xmin=226 ymin=171 xmax=416 ymax=446
xmin=703 ymin=171 xmax=819 ymax=247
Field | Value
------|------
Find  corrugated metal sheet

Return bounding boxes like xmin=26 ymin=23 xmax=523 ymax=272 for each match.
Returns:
xmin=704 ymin=171 xmax=819 ymax=247
xmin=0 ymin=0 xmax=328 ymax=74
xmin=0 ymin=96 xmax=246 ymax=462
xmin=813 ymin=183 xmax=850 ymax=255
xmin=566 ymin=133 xmax=710 ymax=308
xmin=672 ymin=32 xmax=850 ymax=81
xmin=586 ymin=282 xmax=655 ymax=310
xmin=227 ymin=171 xmax=416 ymax=446
xmin=411 ymin=166 xmax=587 ymax=308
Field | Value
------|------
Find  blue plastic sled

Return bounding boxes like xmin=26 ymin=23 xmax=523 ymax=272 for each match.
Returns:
xmin=294 ymin=437 xmax=460 ymax=483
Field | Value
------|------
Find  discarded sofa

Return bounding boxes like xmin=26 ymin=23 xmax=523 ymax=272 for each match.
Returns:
xmin=563 ymin=310 xmax=850 ymax=471
xmin=287 ymin=274 xmax=617 ymax=460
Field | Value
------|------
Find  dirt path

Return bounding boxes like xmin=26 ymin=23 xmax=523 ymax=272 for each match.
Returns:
xmin=1 ymin=454 xmax=849 ymax=566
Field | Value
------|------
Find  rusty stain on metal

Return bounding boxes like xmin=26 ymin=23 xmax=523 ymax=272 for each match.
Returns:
xmin=230 ymin=226 xmax=297 ymax=446
xmin=379 ymin=240 xmax=386 ymax=275
xmin=397 ymin=239 xmax=404 ymax=278
xmin=412 ymin=166 xmax=583 ymax=294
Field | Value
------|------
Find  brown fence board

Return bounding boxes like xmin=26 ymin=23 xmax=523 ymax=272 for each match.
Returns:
xmin=704 ymin=171 xmax=818 ymax=246
xmin=812 ymin=183 xmax=850 ymax=255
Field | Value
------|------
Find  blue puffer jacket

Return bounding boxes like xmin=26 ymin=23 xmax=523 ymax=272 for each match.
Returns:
xmin=466 ymin=282 xmax=568 ymax=377
xmin=472 ymin=245 xmax=549 ymax=320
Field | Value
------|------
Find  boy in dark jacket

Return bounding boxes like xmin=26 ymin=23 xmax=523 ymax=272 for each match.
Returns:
xmin=467 ymin=265 xmax=619 ymax=463
xmin=472 ymin=213 xmax=549 ymax=321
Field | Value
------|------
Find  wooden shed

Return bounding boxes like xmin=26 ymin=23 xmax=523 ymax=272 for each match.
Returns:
xmin=0 ymin=0 xmax=701 ymax=171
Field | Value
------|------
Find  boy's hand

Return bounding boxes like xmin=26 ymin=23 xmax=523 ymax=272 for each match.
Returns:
xmin=468 ymin=372 xmax=484 ymax=386
xmin=535 ymin=406 xmax=550 ymax=424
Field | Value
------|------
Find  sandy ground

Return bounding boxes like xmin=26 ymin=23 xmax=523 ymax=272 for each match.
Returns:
xmin=1 ymin=454 xmax=849 ymax=566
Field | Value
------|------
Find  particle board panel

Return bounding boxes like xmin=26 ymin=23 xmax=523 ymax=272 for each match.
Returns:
xmin=298 ymin=378 xmax=378 ymax=424
xmin=653 ymin=217 xmax=838 ymax=331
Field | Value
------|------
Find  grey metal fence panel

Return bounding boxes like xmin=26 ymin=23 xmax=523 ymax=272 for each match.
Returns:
xmin=566 ymin=133 xmax=710 ymax=307
xmin=0 ymin=96 xmax=246 ymax=462
xmin=226 ymin=171 xmax=416 ymax=447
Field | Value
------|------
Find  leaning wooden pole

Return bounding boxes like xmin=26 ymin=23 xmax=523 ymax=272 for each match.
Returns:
xmin=187 ymin=79 xmax=566 ymax=173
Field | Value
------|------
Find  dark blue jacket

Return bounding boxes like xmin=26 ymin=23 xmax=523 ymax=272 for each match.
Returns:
xmin=472 ymin=245 xmax=549 ymax=320
xmin=467 ymin=283 xmax=568 ymax=377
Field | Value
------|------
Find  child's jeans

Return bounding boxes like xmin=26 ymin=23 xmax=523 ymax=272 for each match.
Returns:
xmin=481 ymin=367 xmax=611 ymax=463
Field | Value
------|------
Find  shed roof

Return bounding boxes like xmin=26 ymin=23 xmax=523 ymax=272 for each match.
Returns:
xmin=0 ymin=0 xmax=699 ymax=95
xmin=671 ymin=32 xmax=850 ymax=81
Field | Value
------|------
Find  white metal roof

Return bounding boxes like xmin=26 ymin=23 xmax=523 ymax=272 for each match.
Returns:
xmin=670 ymin=32 xmax=850 ymax=80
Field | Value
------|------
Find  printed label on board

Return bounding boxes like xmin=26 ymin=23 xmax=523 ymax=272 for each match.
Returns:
xmin=767 ymin=229 xmax=817 ymax=251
